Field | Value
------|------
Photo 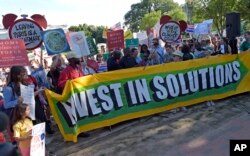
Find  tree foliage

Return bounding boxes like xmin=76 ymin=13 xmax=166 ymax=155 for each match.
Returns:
xmin=236 ymin=0 xmax=250 ymax=22
xmin=140 ymin=11 xmax=161 ymax=31
xmin=193 ymin=0 xmax=250 ymax=36
xmin=124 ymin=0 xmax=182 ymax=32
xmin=164 ymin=7 xmax=187 ymax=21
xmin=68 ymin=24 xmax=106 ymax=44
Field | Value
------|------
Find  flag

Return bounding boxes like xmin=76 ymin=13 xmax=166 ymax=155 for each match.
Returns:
xmin=186 ymin=24 xmax=194 ymax=33
xmin=124 ymin=30 xmax=133 ymax=39
xmin=102 ymin=27 xmax=108 ymax=39
xmin=111 ymin=22 xmax=122 ymax=31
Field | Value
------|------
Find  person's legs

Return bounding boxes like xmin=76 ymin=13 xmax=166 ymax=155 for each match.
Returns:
xmin=19 ymin=147 xmax=30 ymax=156
xmin=35 ymin=98 xmax=54 ymax=134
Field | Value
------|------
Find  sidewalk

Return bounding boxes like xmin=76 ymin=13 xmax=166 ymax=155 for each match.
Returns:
xmin=48 ymin=94 xmax=250 ymax=156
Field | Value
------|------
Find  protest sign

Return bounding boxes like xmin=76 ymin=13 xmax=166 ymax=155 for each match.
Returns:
xmin=86 ymin=37 xmax=98 ymax=56
xmin=46 ymin=51 xmax=250 ymax=142
xmin=69 ymin=32 xmax=90 ymax=57
xmin=30 ymin=123 xmax=46 ymax=156
xmin=136 ymin=31 xmax=148 ymax=46
xmin=9 ymin=19 xmax=43 ymax=50
xmin=107 ymin=30 xmax=124 ymax=50
xmin=160 ymin=21 xmax=181 ymax=43
xmin=194 ymin=19 xmax=213 ymax=35
xmin=125 ymin=39 xmax=139 ymax=48
xmin=124 ymin=30 xmax=133 ymax=40
xmin=20 ymin=84 xmax=35 ymax=120
xmin=0 ymin=39 xmax=29 ymax=68
xmin=42 ymin=28 xmax=71 ymax=55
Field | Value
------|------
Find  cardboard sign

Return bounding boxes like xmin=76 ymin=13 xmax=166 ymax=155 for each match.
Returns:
xmin=107 ymin=30 xmax=124 ymax=50
xmin=86 ymin=37 xmax=98 ymax=56
xmin=0 ymin=39 xmax=29 ymax=67
xmin=42 ymin=28 xmax=71 ymax=55
xmin=69 ymin=32 xmax=90 ymax=57
xmin=30 ymin=123 xmax=45 ymax=156
xmin=9 ymin=19 xmax=43 ymax=50
xmin=160 ymin=21 xmax=181 ymax=43
xmin=125 ymin=39 xmax=139 ymax=48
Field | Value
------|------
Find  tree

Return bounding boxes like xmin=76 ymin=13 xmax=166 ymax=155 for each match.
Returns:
xmin=193 ymin=0 xmax=246 ymax=36
xmin=236 ymin=0 xmax=250 ymax=22
xmin=140 ymin=11 xmax=161 ymax=31
xmin=124 ymin=3 xmax=148 ymax=32
xmin=124 ymin=0 xmax=182 ymax=32
xmin=68 ymin=24 xmax=106 ymax=44
xmin=163 ymin=7 xmax=187 ymax=21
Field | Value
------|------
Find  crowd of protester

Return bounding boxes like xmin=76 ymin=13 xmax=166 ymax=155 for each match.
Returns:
xmin=0 ymin=31 xmax=249 ymax=156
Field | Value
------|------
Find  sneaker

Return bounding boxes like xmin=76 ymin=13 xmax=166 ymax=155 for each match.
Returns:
xmin=210 ymin=101 xmax=215 ymax=106
xmin=170 ymin=109 xmax=177 ymax=114
xmin=206 ymin=101 xmax=212 ymax=107
xmin=46 ymin=151 xmax=56 ymax=156
xmin=46 ymin=128 xmax=54 ymax=135
xmin=78 ymin=132 xmax=90 ymax=138
xmin=181 ymin=107 xmax=187 ymax=111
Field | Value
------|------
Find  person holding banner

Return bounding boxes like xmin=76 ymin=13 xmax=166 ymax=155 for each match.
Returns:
xmin=163 ymin=44 xmax=174 ymax=63
xmin=47 ymin=54 xmax=65 ymax=93
xmin=119 ymin=48 xmax=138 ymax=69
xmin=57 ymin=52 xmax=83 ymax=92
xmin=216 ymin=37 xmax=232 ymax=55
xmin=193 ymin=42 xmax=209 ymax=58
xmin=138 ymin=50 xmax=151 ymax=66
xmin=181 ymin=44 xmax=194 ymax=61
xmin=240 ymin=31 xmax=250 ymax=52
xmin=131 ymin=48 xmax=142 ymax=64
xmin=107 ymin=51 xmax=122 ymax=71
xmin=151 ymin=38 xmax=165 ymax=64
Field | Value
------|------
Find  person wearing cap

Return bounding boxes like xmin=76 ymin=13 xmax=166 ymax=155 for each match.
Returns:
xmin=57 ymin=52 xmax=84 ymax=93
xmin=172 ymin=51 xmax=184 ymax=62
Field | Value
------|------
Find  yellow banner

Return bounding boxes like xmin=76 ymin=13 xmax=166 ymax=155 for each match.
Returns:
xmin=46 ymin=51 xmax=250 ymax=142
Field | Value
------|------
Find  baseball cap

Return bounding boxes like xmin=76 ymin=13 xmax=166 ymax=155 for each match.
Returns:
xmin=173 ymin=51 xmax=184 ymax=58
xmin=65 ymin=52 xmax=80 ymax=60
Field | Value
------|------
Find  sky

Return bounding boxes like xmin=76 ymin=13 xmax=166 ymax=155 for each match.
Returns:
xmin=0 ymin=0 xmax=185 ymax=27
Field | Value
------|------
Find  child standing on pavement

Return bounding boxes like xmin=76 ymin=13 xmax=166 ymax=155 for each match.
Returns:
xmin=11 ymin=103 xmax=33 ymax=156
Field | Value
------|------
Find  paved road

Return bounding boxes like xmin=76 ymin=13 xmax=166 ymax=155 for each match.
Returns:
xmin=48 ymin=93 xmax=250 ymax=156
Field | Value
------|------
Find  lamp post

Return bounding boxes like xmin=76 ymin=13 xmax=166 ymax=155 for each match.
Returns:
xmin=185 ymin=0 xmax=193 ymax=24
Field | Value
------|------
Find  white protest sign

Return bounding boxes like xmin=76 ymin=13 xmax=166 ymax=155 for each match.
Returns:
xmin=194 ymin=19 xmax=213 ymax=35
xmin=9 ymin=19 xmax=43 ymax=50
xmin=159 ymin=21 xmax=181 ymax=43
xmin=20 ymin=84 xmax=35 ymax=120
xmin=136 ymin=31 xmax=147 ymax=40
xmin=153 ymin=21 xmax=161 ymax=38
xmin=30 ymin=123 xmax=46 ymax=156
xmin=69 ymin=32 xmax=90 ymax=57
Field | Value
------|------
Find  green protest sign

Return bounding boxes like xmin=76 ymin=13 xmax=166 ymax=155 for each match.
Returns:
xmin=125 ymin=39 xmax=139 ymax=48
xmin=86 ymin=37 xmax=98 ymax=56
